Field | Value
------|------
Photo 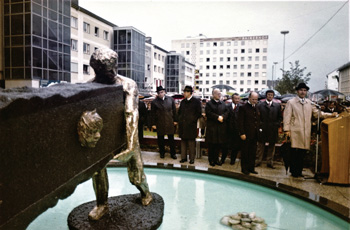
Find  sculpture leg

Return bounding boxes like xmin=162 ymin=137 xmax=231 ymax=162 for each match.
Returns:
xmin=127 ymin=150 xmax=153 ymax=206
xmin=88 ymin=168 xmax=109 ymax=220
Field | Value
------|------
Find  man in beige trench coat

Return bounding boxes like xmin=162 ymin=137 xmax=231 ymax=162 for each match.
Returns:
xmin=283 ymin=83 xmax=337 ymax=178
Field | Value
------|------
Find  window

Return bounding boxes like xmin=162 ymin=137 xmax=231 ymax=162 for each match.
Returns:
xmin=263 ymin=56 xmax=267 ymax=61
xmin=213 ymin=57 xmax=217 ymax=62
xmin=262 ymin=64 xmax=267 ymax=69
xmin=83 ymin=22 xmax=90 ymax=33
xmin=158 ymin=54 xmax=160 ymax=60
xmin=181 ymin=43 xmax=185 ymax=48
xmin=219 ymin=80 xmax=223 ymax=84
xmin=220 ymin=50 xmax=224 ymax=54
xmin=255 ymin=72 xmax=259 ymax=77
xmin=247 ymin=80 xmax=251 ymax=85
xmin=206 ymin=42 xmax=210 ymax=47
xmin=227 ymin=41 xmax=231 ymax=46
xmin=206 ymin=88 xmax=209 ymax=92
xmin=213 ymin=73 xmax=216 ymax=77
xmin=248 ymin=72 xmax=252 ymax=77
xmin=206 ymin=80 xmax=209 ymax=84
xmin=241 ymin=57 xmax=245 ymax=61
xmin=71 ymin=62 xmax=78 ymax=73
xmin=233 ymin=72 xmax=237 ymax=77
xmin=227 ymin=57 xmax=231 ymax=61
xmin=256 ymin=48 xmax=260 ymax=53
xmin=220 ymin=57 xmax=224 ymax=62
xmin=154 ymin=65 xmax=157 ymax=72
xmin=186 ymin=43 xmax=190 ymax=48
xmin=200 ymin=58 xmax=203 ymax=62
xmin=248 ymin=64 xmax=252 ymax=69
xmin=263 ymin=48 xmax=267 ymax=53
xmin=220 ymin=65 xmax=223 ymax=69
xmin=206 ymin=65 xmax=210 ymax=69
xmin=233 ymin=65 xmax=237 ymax=69
xmin=206 ymin=50 xmax=210 ymax=54
xmin=248 ymin=56 xmax=252 ymax=61
xmin=262 ymin=80 xmax=266 ymax=84
xmin=234 ymin=41 xmax=238 ymax=46
xmin=255 ymin=56 xmax=259 ymax=61
xmin=220 ymin=42 xmax=224 ymax=46
xmin=241 ymin=49 xmax=245 ymax=53
xmin=255 ymin=64 xmax=259 ymax=69
xmin=219 ymin=73 xmax=223 ymax=77
xmin=233 ymin=80 xmax=237 ymax=85
xmin=186 ymin=51 xmax=190 ymax=55
xmin=200 ymin=43 xmax=203 ymax=47
xmin=226 ymin=80 xmax=230 ymax=84
xmin=213 ymin=50 xmax=217 ymax=54
xmin=94 ymin=27 xmax=99 ymax=37
xmin=206 ymin=73 xmax=210 ymax=77
xmin=213 ymin=65 xmax=217 ymax=69
xmin=240 ymin=65 xmax=244 ymax=69
xmin=227 ymin=49 xmax=231 ymax=54
xmin=226 ymin=65 xmax=230 ymax=69
xmin=255 ymin=80 xmax=259 ymax=85
xmin=234 ymin=57 xmax=238 ymax=61
xmin=154 ymin=52 xmax=157 ymax=58
xmin=240 ymin=73 xmax=244 ymax=77
xmin=95 ymin=47 xmax=99 ymax=51
xmin=71 ymin=17 xmax=78 ymax=28
xmin=262 ymin=72 xmax=266 ymax=77
xmin=213 ymin=42 xmax=217 ymax=46
xmin=213 ymin=80 xmax=216 ymax=84
xmin=234 ymin=49 xmax=238 ymax=54
xmin=240 ymin=88 xmax=244 ymax=92
xmin=240 ymin=80 xmax=244 ymax=84
xmin=248 ymin=48 xmax=252 ymax=53
xmin=206 ymin=58 xmax=210 ymax=62
xmin=162 ymin=56 xmax=165 ymax=62
xmin=226 ymin=72 xmax=230 ymax=77
xmin=83 ymin=64 xmax=89 ymax=74
xmin=83 ymin=43 xmax=90 ymax=54
xmin=200 ymin=51 xmax=203 ymax=55
xmin=71 ymin=39 xmax=77 ymax=51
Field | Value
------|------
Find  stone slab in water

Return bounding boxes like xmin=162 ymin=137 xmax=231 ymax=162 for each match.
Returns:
xmin=68 ymin=193 xmax=164 ymax=230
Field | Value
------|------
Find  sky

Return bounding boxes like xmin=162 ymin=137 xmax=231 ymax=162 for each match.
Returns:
xmin=79 ymin=0 xmax=349 ymax=92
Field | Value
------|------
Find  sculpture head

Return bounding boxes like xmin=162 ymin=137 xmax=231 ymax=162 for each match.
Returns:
xmin=77 ymin=109 xmax=103 ymax=148
xmin=90 ymin=48 xmax=118 ymax=85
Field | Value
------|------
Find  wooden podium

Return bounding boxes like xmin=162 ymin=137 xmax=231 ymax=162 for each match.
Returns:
xmin=320 ymin=112 xmax=350 ymax=184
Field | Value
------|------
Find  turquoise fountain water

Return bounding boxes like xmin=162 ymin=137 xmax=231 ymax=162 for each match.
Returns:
xmin=28 ymin=168 xmax=348 ymax=230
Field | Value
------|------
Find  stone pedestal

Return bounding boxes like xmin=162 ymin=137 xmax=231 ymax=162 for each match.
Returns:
xmin=68 ymin=193 xmax=164 ymax=230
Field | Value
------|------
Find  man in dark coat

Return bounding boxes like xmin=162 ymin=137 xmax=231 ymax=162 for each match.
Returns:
xmin=151 ymin=86 xmax=177 ymax=159
xmin=238 ymin=91 xmax=260 ymax=175
xmin=221 ymin=93 xmax=241 ymax=165
xmin=205 ymin=88 xmax=229 ymax=167
xmin=178 ymin=86 xmax=202 ymax=164
xmin=255 ymin=90 xmax=282 ymax=169
xmin=138 ymin=97 xmax=147 ymax=143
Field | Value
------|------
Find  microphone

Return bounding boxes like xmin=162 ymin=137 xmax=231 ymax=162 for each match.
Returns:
xmin=310 ymin=101 xmax=321 ymax=109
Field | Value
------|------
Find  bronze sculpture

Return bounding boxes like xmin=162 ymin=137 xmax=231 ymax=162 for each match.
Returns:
xmin=77 ymin=109 xmax=103 ymax=148
xmin=87 ymin=48 xmax=152 ymax=220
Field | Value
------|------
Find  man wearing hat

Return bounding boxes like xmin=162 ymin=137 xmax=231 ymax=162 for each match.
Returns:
xmin=178 ymin=86 xmax=202 ymax=164
xmin=284 ymin=83 xmax=337 ymax=177
xmin=151 ymin=86 xmax=178 ymax=159
xmin=256 ymin=89 xmax=283 ymax=169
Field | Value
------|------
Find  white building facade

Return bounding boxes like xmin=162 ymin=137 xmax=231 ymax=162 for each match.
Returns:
xmin=172 ymin=35 xmax=269 ymax=98
xmin=326 ymin=70 xmax=339 ymax=91
xmin=70 ymin=4 xmax=115 ymax=84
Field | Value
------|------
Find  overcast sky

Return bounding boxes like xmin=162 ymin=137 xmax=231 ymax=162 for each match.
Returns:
xmin=80 ymin=0 xmax=349 ymax=92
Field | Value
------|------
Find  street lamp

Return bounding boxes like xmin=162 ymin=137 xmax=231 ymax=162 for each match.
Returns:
xmin=272 ymin=62 xmax=278 ymax=89
xmin=280 ymin=30 xmax=289 ymax=75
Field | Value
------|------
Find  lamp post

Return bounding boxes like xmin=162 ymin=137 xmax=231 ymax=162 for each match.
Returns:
xmin=280 ymin=30 xmax=289 ymax=76
xmin=273 ymin=62 xmax=278 ymax=89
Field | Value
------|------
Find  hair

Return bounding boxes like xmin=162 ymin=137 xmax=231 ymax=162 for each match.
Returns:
xmin=232 ymin=93 xmax=240 ymax=98
xmin=248 ymin=91 xmax=258 ymax=98
xmin=212 ymin=88 xmax=220 ymax=95
xmin=90 ymin=48 xmax=118 ymax=85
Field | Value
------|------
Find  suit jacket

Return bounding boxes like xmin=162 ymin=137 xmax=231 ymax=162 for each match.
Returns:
xmin=227 ymin=102 xmax=241 ymax=147
xmin=178 ymin=97 xmax=202 ymax=139
xmin=257 ymin=101 xmax=282 ymax=143
xmin=238 ymin=102 xmax=260 ymax=140
xmin=205 ymin=99 xmax=229 ymax=144
xmin=151 ymin=95 xmax=177 ymax=135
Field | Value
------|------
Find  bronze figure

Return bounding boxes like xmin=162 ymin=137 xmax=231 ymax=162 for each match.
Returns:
xmin=87 ymin=48 xmax=152 ymax=220
xmin=77 ymin=109 xmax=103 ymax=148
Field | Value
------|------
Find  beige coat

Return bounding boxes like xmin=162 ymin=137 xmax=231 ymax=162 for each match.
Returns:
xmin=283 ymin=97 xmax=333 ymax=150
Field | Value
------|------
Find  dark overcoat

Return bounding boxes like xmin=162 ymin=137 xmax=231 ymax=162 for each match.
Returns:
xmin=151 ymin=96 xmax=177 ymax=135
xmin=257 ymin=101 xmax=282 ymax=143
xmin=238 ymin=102 xmax=260 ymax=140
xmin=205 ymin=99 xmax=229 ymax=144
xmin=227 ymin=103 xmax=241 ymax=147
xmin=178 ymin=97 xmax=202 ymax=139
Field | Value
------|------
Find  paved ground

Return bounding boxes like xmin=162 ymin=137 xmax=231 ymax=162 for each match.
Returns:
xmin=141 ymin=150 xmax=350 ymax=209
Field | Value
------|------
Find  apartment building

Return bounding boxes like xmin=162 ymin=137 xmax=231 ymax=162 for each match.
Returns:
xmin=70 ymin=3 xmax=115 ymax=84
xmin=172 ymin=35 xmax=269 ymax=98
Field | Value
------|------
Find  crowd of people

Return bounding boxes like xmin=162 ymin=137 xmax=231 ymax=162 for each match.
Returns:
xmin=139 ymin=83 xmax=339 ymax=177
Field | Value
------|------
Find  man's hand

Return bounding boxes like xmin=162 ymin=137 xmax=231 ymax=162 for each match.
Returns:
xmin=152 ymin=125 xmax=156 ymax=130
xmin=174 ymin=122 xmax=178 ymax=126
xmin=218 ymin=116 xmax=223 ymax=123
xmin=332 ymin=112 xmax=338 ymax=117
xmin=285 ymin=131 xmax=290 ymax=137
xmin=240 ymin=134 xmax=246 ymax=141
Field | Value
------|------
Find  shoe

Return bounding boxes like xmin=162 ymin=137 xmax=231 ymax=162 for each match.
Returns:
xmin=180 ymin=159 xmax=187 ymax=163
xmin=209 ymin=162 xmax=216 ymax=167
xmin=267 ymin=164 xmax=275 ymax=169
xmin=250 ymin=170 xmax=258 ymax=174
xmin=160 ymin=154 xmax=165 ymax=159
xmin=242 ymin=170 xmax=250 ymax=175
xmin=189 ymin=160 xmax=194 ymax=164
xmin=171 ymin=154 xmax=177 ymax=159
xmin=216 ymin=161 xmax=222 ymax=166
